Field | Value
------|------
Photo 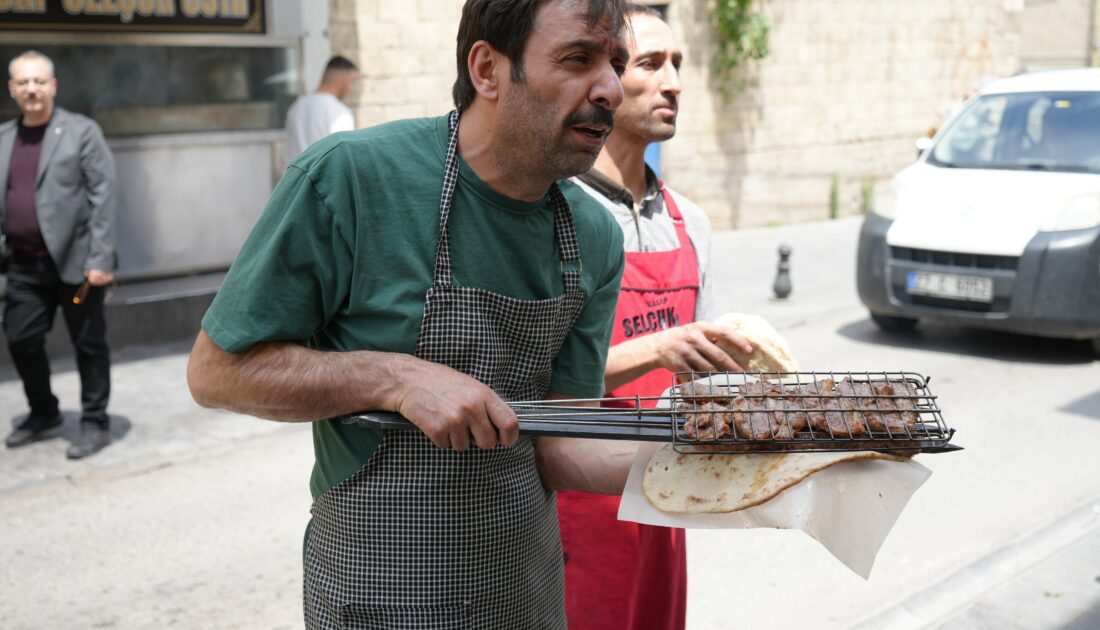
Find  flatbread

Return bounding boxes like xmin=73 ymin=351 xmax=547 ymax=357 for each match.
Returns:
xmin=713 ymin=312 xmax=800 ymax=374
xmin=642 ymin=444 xmax=908 ymax=514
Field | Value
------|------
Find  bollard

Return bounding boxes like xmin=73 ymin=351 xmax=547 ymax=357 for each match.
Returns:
xmin=773 ymin=244 xmax=792 ymax=299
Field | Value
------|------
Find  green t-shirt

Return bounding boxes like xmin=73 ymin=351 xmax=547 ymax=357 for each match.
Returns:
xmin=201 ymin=115 xmax=625 ymax=499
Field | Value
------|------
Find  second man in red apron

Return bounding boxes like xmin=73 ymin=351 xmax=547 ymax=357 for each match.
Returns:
xmin=561 ymin=6 xmax=752 ymax=630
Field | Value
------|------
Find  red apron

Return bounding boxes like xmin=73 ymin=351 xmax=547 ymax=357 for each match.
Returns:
xmin=559 ymin=185 xmax=697 ymax=630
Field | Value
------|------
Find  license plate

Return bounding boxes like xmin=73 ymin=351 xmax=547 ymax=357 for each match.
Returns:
xmin=906 ymin=271 xmax=993 ymax=303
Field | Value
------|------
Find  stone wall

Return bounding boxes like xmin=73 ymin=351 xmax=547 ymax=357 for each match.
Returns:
xmin=331 ymin=0 xmax=460 ymax=128
xmin=1019 ymin=0 xmax=1094 ymax=69
xmin=332 ymin=0 xmax=1024 ymax=228
xmin=665 ymin=0 xmax=1023 ymax=228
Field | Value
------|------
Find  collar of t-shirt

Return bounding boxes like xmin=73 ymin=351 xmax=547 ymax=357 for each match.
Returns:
xmin=577 ymin=164 xmax=664 ymax=218
xmin=17 ymin=120 xmax=49 ymax=143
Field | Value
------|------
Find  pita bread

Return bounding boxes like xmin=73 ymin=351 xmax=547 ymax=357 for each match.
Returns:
xmin=713 ymin=312 xmax=800 ymax=374
xmin=642 ymin=444 xmax=908 ymax=514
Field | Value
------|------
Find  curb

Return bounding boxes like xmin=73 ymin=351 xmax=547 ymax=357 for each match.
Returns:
xmin=850 ymin=495 xmax=1100 ymax=629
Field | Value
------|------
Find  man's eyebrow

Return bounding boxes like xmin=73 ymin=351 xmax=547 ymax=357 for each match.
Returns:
xmin=631 ymin=48 xmax=682 ymax=63
xmin=555 ymin=37 xmax=627 ymax=61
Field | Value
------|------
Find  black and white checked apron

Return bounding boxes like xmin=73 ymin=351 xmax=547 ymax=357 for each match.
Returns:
xmin=304 ymin=111 xmax=587 ymax=629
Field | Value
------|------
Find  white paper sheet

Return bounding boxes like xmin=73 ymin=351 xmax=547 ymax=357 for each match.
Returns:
xmin=618 ymin=441 xmax=932 ymax=578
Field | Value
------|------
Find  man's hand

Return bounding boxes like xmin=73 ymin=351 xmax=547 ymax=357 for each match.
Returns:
xmin=84 ymin=269 xmax=114 ymax=286
xmin=604 ymin=321 xmax=753 ymax=391
xmin=646 ymin=321 xmax=752 ymax=373
xmin=392 ymin=360 xmax=519 ymax=452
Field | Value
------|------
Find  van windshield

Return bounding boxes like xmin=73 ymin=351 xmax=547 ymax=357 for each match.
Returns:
xmin=928 ymin=91 xmax=1100 ymax=173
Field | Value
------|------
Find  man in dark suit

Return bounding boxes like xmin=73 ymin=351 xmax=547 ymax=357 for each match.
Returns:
xmin=1 ymin=50 xmax=117 ymax=459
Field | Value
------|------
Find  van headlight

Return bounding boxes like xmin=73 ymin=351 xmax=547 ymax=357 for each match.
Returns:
xmin=870 ymin=181 xmax=899 ymax=219
xmin=1040 ymin=194 xmax=1100 ymax=232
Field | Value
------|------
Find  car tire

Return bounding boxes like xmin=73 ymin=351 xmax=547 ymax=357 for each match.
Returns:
xmin=870 ymin=313 xmax=918 ymax=332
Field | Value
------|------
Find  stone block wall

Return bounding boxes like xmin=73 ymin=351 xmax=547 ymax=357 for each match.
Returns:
xmin=665 ymin=0 xmax=1023 ymax=228
xmin=331 ymin=0 xmax=460 ymax=128
xmin=331 ymin=0 xmax=1025 ymax=228
xmin=1019 ymin=0 xmax=1094 ymax=69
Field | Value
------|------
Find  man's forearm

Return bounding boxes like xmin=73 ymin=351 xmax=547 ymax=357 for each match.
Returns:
xmin=603 ymin=322 xmax=751 ymax=392
xmin=189 ymin=330 xmax=522 ymax=449
xmin=603 ymin=337 xmax=660 ymax=391
xmin=187 ymin=329 xmax=409 ymax=422
xmin=536 ymin=436 xmax=639 ymax=494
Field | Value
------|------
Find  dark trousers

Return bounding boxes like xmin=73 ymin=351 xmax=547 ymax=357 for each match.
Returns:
xmin=3 ymin=256 xmax=111 ymax=425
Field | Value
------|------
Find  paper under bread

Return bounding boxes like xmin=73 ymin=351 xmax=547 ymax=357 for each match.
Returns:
xmin=642 ymin=444 xmax=909 ymax=514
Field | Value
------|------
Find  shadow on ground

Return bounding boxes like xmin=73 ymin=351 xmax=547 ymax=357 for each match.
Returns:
xmin=5 ymin=412 xmax=133 ymax=448
xmin=1061 ymin=389 xmax=1100 ymax=421
xmin=837 ymin=316 xmax=1098 ymax=366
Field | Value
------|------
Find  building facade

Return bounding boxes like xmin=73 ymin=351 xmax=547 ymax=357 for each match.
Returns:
xmin=332 ymin=0 xmax=1030 ymax=228
xmin=0 ymin=0 xmax=332 ymax=283
xmin=2 ymin=0 xmax=1095 ymax=267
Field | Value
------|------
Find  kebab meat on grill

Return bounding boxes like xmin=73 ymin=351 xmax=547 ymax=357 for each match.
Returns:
xmin=679 ymin=376 xmax=921 ymax=442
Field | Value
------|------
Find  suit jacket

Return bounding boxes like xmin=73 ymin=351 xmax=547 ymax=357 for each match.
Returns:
xmin=0 ymin=107 xmax=117 ymax=285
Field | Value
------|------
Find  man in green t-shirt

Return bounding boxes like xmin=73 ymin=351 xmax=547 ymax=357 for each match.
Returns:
xmin=187 ymin=0 xmax=636 ymax=627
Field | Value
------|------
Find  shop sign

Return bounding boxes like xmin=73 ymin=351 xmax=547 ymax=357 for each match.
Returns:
xmin=0 ymin=0 xmax=266 ymax=33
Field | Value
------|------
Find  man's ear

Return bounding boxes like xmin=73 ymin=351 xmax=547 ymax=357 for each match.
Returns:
xmin=468 ymin=40 xmax=502 ymax=101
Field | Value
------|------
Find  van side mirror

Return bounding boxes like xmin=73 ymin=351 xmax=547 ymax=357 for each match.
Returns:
xmin=915 ymin=137 xmax=934 ymax=158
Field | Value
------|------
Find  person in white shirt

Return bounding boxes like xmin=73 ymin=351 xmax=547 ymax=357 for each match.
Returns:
xmin=284 ymin=55 xmax=358 ymax=168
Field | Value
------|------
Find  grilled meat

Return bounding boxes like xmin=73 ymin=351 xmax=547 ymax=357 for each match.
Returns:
xmin=677 ymin=382 xmax=736 ymax=440
xmin=731 ymin=381 xmax=801 ymax=440
xmin=677 ymin=381 xmax=730 ymax=402
xmin=802 ymin=377 xmax=867 ymax=437
xmin=682 ymin=402 xmax=733 ymax=440
xmin=675 ymin=375 xmax=923 ymax=443
xmin=837 ymin=378 xmax=920 ymax=434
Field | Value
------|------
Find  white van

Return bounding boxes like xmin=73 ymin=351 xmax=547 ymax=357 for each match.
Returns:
xmin=856 ymin=68 xmax=1100 ymax=357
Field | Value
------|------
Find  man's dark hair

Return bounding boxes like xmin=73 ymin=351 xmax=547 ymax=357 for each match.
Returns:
xmin=452 ymin=0 xmax=629 ymax=110
xmin=323 ymin=55 xmax=358 ymax=79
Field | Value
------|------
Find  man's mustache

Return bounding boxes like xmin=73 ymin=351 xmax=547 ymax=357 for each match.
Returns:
xmin=564 ymin=108 xmax=615 ymax=131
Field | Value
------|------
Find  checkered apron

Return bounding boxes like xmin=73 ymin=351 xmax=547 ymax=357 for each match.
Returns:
xmin=304 ymin=111 xmax=586 ymax=629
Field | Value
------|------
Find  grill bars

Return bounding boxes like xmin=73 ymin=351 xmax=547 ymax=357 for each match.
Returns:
xmin=507 ymin=371 xmax=954 ymax=454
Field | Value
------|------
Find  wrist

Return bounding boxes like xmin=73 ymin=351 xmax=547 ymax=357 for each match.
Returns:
xmin=639 ymin=330 xmax=668 ymax=371
xmin=379 ymin=353 xmax=453 ymax=414
xmin=382 ymin=352 xmax=418 ymax=412
xmin=621 ymin=333 xmax=664 ymax=376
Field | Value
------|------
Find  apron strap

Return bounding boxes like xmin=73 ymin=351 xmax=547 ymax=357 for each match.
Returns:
xmin=430 ymin=110 xmax=464 ymax=286
xmin=431 ymin=110 xmax=583 ymax=293
xmin=658 ymin=181 xmax=696 ymax=260
xmin=548 ymin=184 xmax=583 ymax=293
xmin=658 ymin=180 xmax=685 ymax=221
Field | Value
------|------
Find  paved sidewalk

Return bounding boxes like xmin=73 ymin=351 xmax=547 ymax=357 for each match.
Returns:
xmin=852 ymin=496 xmax=1100 ymax=629
xmin=937 ymin=527 xmax=1100 ymax=630
xmin=0 ymin=340 xmax=294 ymax=496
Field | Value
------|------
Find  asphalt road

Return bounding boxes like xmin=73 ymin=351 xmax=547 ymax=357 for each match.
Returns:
xmin=2 ymin=216 xmax=1099 ymax=628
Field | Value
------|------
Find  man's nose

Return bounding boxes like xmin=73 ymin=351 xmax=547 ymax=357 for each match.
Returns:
xmin=590 ymin=64 xmax=624 ymax=111
xmin=660 ymin=62 xmax=682 ymax=96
